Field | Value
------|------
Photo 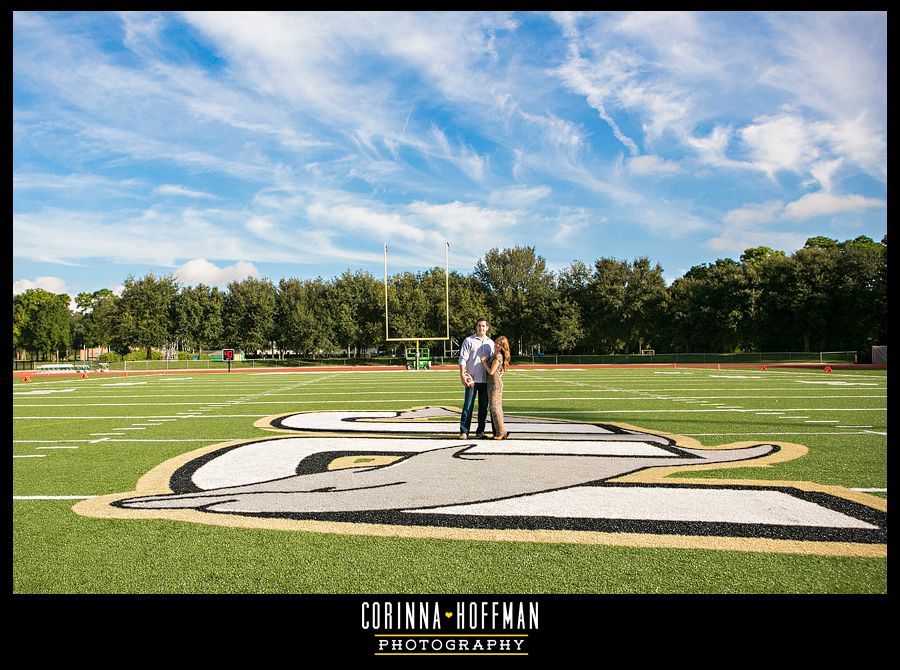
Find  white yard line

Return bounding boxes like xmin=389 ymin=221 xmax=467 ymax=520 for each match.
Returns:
xmin=15 ymin=438 xmax=249 ymax=443
xmin=15 ymin=415 xmax=266 ymax=419
xmin=14 ymin=495 xmax=97 ymax=499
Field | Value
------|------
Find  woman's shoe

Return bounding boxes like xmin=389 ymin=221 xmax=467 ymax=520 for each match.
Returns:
xmin=492 ymin=432 xmax=509 ymax=440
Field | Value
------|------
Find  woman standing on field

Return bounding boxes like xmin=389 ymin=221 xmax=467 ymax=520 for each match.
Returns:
xmin=481 ymin=335 xmax=511 ymax=440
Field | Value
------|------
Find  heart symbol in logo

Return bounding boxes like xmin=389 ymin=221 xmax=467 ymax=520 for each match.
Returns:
xmin=445 ymin=612 xmax=453 ymax=618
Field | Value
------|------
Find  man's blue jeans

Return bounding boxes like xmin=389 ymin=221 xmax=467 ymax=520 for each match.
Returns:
xmin=460 ymin=382 xmax=488 ymax=435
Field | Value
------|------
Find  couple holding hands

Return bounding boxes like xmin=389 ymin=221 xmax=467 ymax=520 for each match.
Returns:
xmin=458 ymin=317 xmax=511 ymax=440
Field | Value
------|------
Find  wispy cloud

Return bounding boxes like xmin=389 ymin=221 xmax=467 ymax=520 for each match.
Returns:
xmin=13 ymin=11 xmax=885 ymax=295
xmin=625 ymin=155 xmax=681 ymax=176
xmin=155 ymin=184 xmax=218 ymax=199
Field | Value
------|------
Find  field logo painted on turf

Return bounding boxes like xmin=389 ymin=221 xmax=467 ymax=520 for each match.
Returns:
xmin=73 ymin=407 xmax=886 ymax=556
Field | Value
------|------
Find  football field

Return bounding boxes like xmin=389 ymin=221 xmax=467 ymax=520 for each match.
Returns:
xmin=13 ymin=365 xmax=887 ymax=594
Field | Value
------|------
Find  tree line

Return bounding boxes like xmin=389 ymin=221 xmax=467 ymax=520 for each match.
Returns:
xmin=12 ymin=235 xmax=886 ymax=361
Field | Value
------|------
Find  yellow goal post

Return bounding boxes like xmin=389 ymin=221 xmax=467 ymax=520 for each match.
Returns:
xmin=383 ymin=242 xmax=451 ymax=366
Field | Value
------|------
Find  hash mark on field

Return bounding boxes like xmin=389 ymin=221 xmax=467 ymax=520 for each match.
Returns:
xmin=14 ymin=455 xmax=46 ymax=458
xmin=36 ymin=446 xmax=78 ymax=449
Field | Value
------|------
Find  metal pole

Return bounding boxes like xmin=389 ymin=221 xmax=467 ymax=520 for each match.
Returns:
xmin=445 ymin=241 xmax=450 ymax=340
xmin=384 ymin=243 xmax=390 ymax=341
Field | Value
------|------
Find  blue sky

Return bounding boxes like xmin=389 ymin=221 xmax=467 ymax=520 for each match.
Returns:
xmin=13 ymin=11 xmax=887 ymax=302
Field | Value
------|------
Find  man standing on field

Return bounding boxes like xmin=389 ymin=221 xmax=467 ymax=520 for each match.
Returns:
xmin=458 ymin=317 xmax=495 ymax=439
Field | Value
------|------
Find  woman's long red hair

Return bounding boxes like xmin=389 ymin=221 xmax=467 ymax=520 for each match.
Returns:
xmin=494 ymin=336 xmax=511 ymax=371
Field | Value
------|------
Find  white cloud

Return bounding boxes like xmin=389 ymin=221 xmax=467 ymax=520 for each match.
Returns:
xmin=173 ymin=259 xmax=259 ymax=286
xmin=762 ymin=12 xmax=886 ymax=127
xmin=625 ymin=155 xmax=681 ymax=176
xmin=155 ymin=184 xmax=218 ymax=199
xmin=488 ymin=185 xmax=552 ymax=207
xmin=13 ymin=276 xmax=69 ymax=295
xmin=12 ymin=206 xmax=300 ymax=267
xmin=781 ymin=192 xmax=885 ymax=221
xmin=685 ymin=125 xmax=734 ymax=165
xmin=551 ymin=208 xmax=590 ymax=246
xmin=13 ymin=276 xmax=77 ymax=310
xmin=814 ymin=115 xmax=886 ymax=180
xmin=738 ymin=114 xmax=820 ymax=177
xmin=722 ymin=201 xmax=784 ymax=228
xmin=556 ymin=52 xmax=641 ymax=156
xmin=807 ymin=159 xmax=843 ymax=193
xmin=14 ymin=172 xmax=144 ymax=194
xmin=307 ymin=202 xmax=429 ymax=244
xmin=430 ymin=126 xmax=489 ymax=182
xmin=245 ymin=217 xmax=275 ymax=236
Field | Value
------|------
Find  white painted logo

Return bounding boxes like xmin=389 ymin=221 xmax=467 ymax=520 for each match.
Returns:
xmin=75 ymin=407 xmax=886 ymax=556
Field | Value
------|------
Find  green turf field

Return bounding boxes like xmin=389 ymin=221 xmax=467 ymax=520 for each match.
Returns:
xmin=13 ymin=366 xmax=887 ymax=594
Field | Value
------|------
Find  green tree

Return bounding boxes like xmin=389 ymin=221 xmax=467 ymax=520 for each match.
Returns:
xmin=115 ymin=274 xmax=178 ymax=358
xmin=331 ymin=270 xmax=383 ymax=356
xmin=448 ymin=272 xmax=491 ymax=348
xmin=792 ymin=246 xmax=837 ymax=351
xmin=172 ymin=284 xmax=224 ymax=354
xmin=831 ymin=236 xmax=887 ymax=349
xmin=804 ymin=236 xmax=839 ymax=249
xmin=75 ymin=288 xmax=119 ymax=354
xmin=584 ymin=258 xmax=629 ymax=353
xmin=665 ymin=259 xmax=751 ymax=353
xmin=557 ymin=260 xmax=592 ymax=352
xmin=13 ymin=289 xmax=72 ymax=360
xmin=386 ymin=271 xmax=428 ymax=340
xmin=222 ymin=277 xmax=277 ymax=355
xmin=750 ymin=252 xmax=801 ymax=351
xmin=474 ymin=246 xmax=556 ymax=354
xmin=276 ymin=277 xmax=333 ymax=356
xmin=544 ymin=296 xmax=583 ymax=353
xmin=622 ymin=257 xmax=668 ymax=353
